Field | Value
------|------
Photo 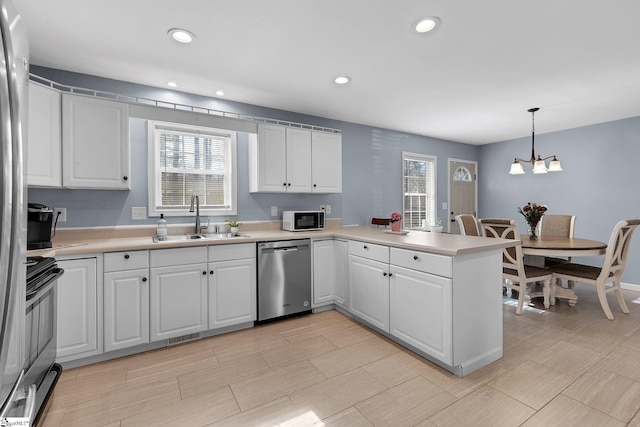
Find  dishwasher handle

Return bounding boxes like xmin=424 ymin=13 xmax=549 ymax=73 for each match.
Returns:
xmin=261 ymin=246 xmax=301 ymax=254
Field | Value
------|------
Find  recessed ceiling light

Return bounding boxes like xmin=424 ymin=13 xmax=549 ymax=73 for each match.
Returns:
xmin=215 ymin=90 xmax=224 ymax=96
xmin=168 ymin=28 xmax=196 ymax=44
xmin=414 ymin=17 xmax=440 ymax=33
xmin=334 ymin=76 xmax=351 ymax=85
xmin=167 ymin=81 xmax=177 ymax=88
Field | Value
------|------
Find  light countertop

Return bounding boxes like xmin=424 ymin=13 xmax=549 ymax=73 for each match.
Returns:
xmin=29 ymin=222 xmax=517 ymax=258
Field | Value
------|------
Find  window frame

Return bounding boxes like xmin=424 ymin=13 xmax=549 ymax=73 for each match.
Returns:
xmin=402 ymin=151 xmax=437 ymax=230
xmin=147 ymin=120 xmax=237 ymax=218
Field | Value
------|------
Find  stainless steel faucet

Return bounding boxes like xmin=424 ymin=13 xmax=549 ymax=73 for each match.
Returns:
xmin=189 ymin=193 xmax=200 ymax=234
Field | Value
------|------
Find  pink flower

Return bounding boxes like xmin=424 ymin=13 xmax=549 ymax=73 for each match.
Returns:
xmin=390 ymin=212 xmax=402 ymax=222
xmin=517 ymin=202 xmax=548 ymax=227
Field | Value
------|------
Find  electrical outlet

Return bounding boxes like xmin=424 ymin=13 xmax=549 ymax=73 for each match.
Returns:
xmin=271 ymin=206 xmax=278 ymax=217
xmin=131 ymin=207 xmax=147 ymax=220
xmin=326 ymin=205 xmax=331 ymax=214
xmin=54 ymin=207 xmax=66 ymax=223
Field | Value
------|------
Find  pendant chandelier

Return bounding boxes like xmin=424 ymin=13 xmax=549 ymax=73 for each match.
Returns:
xmin=509 ymin=107 xmax=563 ymax=175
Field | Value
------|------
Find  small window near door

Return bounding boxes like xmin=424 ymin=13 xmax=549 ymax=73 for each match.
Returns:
xmin=402 ymin=152 xmax=436 ymax=229
xmin=453 ymin=166 xmax=472 ymax=182
xmin=148 ymin=121 xmax=237 ymax=217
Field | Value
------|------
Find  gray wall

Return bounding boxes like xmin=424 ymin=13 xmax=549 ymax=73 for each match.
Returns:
xmin=28 ymin=66 xmax=478 ymax=229
xmin=477 ymin=116 xmax=640 ymax=285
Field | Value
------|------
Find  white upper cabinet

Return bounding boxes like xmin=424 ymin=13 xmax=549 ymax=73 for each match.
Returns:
xmin=62 ymin=93 xmax=131 ymax=190
xmin=27 ymin=82 xmax=62 ymax=187
xmin=249 ymin=123 xmax=342 ymax=193
xmin=311 ymin=131 xmax=342 ymax=193
xmin=285 ymin=127 xmax=312 ymax=192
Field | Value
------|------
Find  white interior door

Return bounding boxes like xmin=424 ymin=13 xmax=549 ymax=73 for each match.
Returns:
xmin=449 ymin=160 xmax=477 ymax=234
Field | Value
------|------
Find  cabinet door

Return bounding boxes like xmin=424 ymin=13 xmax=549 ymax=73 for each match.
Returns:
xmin=208 ymin=259 xmax=256 ymax=329
xmin=390 ymin=265 xmax=452 ymax=364
xmin=104 ymin=269 xmax=149 ymax=352
xmin=285 ymin=127 xmax=312 ymax=192
xmin=57 ymin=258 xmax=99 ymax=359
xmin=349 ymin=255 xmax=389 ymax=333
xmin=62 ymin=94 xmax=130 ymax=189
xmin=253 ymin=124 xmax=287 ymax=192
xmin=312 ymin=132 xmax=342 ymax=193
xmin=333 ymin=240 xmax=349 ymax=308
xmin=27 ymin=82 xmax=62 ymax=187
xmin=312 ymin=240 xmax=335 ymax=306
xmin=150 ymin=263 xmax=207 ymax=341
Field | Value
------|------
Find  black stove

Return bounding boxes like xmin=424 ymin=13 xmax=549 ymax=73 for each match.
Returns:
xmin=26 ymin=256 xmax=62 ymax=301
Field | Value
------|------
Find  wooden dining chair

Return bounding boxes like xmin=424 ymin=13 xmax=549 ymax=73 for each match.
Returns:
xmin=479 ymin=218 xmax=553 ymax=315
xmin=551 ymin=219 xmax=640 ymax=320
xmin=539 ymin=215 xmax=577 ymax=293
xmin=455 ymin=214 xmax=480 ymax=236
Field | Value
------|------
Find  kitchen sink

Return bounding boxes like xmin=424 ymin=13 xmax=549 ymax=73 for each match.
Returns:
xmin=152 ymin=233 xmax=250 ymax=243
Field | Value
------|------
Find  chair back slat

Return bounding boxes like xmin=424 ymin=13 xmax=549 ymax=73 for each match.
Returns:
xmin=455 ymin=214 xmax=479 ymax=236
xmin=600 ymin=219 xmax=640 ymax=281
xmin=539 ymin=215 xmax=576 ymax=238
xmin=479 ymin=218 xmax=522 ymax=275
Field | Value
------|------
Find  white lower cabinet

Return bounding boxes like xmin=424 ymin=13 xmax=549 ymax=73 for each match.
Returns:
xmin=103 ymin=250 xmax=150 ymax=352
xmin=389 ymin=265 xmax=452 ymax=364
xmin=57 ymin=256 xmax=102 ymax=360
xmin=333 ymin=240 xmax=348 ymax=308
xmin=312 ymin=240 xmax=335 ymax=307
xmin=150 ymin=247 xmax=208 ymax=342
xmin=208 ymin=243 xmax=256 ymax=329
xmin=349 ymin=255 xmax=390 ymax=333
xmin=104 ymin=270 xmax=149 ymax=352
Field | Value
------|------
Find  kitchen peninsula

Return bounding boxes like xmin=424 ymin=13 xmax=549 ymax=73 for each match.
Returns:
xmin=35 ymin=223 xmax=516 ymax=377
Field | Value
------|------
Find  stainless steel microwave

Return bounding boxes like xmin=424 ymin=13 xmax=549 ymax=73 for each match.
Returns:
xmin=282 ymin=210 xmax=325 ymax=231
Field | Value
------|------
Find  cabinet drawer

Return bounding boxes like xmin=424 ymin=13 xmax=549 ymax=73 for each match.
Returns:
xmin=390 ymin=247 xmax=452 ymax=278
xmin=208 ymin=243 xmax=255 ymax=262
xmin=150 ymin=246 xmax=207 ymax=267
xmin=348 ymin=240 xmax=389 ymax=263
xmin=104 ymin=250 xmax=149 ymax=272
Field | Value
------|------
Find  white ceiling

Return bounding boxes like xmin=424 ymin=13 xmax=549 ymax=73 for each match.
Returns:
xmin=15 ymin=0 xmax=640 ymax=145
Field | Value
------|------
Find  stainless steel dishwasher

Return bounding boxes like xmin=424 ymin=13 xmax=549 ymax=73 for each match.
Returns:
xmin=257 ymin=239 xmax=312 ymax=322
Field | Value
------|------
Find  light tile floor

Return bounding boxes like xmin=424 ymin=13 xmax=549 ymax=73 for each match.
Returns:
xmin=42 ymin=285 xmax=640 ymax=426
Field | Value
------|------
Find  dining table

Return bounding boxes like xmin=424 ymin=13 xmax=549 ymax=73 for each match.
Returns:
xmin=521 ymin=235 xmax=607 ymax=306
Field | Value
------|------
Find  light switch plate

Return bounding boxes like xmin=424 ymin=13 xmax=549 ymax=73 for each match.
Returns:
xmin=271 ymin=206 xmax=278 ymax=217
xmin=442 ymin=202 xmax=448 ymax=210
xmin=131 ymin=207 xmax=147 ymax=220
xmin=326 ymin=205 xmax=332 ymax=214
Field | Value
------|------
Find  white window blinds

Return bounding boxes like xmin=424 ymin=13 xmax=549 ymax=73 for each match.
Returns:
xmin=402 ymin=152 xmax=436 ymax=229
xmin=149 ymin=121 xmax=237 ymax=216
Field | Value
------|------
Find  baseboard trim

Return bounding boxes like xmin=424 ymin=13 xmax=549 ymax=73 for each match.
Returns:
xmin=622 ymin=282 xmax=640 ymax=292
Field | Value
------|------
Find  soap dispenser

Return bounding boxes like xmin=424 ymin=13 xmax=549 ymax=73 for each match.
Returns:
xmin=157 ymin=213 xmax=167 ymax=238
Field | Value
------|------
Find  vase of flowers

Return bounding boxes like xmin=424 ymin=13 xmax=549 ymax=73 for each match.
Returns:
xmin=517 ymin=202 xmax=548 ymax=239
xmin=390 ymin=211 xmax=402 ymax=232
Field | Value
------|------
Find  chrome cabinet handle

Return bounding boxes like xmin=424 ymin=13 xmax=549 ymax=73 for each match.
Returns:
xmin=124 ymin=254 xmax=130 ymax=259
xmin=413 ymin=255 xmax=419 ymax=261
xmin=142 ymin=277 xmax=147 ymax=282
xmin=383 ymin=272 xmax=387 ymax=276
xmin=363 ymin=245 xmax=368 ymax=250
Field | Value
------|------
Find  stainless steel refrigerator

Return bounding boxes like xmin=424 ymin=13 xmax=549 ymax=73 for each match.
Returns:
xmin=0 ymin=0 xmax=31 ymax=420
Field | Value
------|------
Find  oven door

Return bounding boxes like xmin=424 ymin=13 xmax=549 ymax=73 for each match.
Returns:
xmin=25 ymin=273 xmax=58 ymax=390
